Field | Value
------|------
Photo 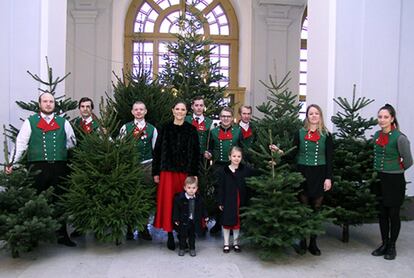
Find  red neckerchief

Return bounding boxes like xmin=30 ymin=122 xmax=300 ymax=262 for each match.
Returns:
xmin=376 ymin=126 xmax=396 ymax=147
xmin=304 ymin=129 xmax=320 ymax=142
xmin=133 ymin=124 xmax=146 ymax=139
xmin=218 ymin=127 xmax=233 ymax=140
xmin=37 ymin=115 xmax=60 ymax=132
xmin=192 ymin=118 xmax=206 ymax=131
xmin=80 ymin=119 xmax=92 ymax=134
xmin=241 ymin=126 xmax=252 ymax=139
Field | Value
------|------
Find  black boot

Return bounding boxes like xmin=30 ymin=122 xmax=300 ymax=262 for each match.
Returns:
xmin=167 ymin=232 xmax=176 ymax=250
xmin=384 ymin=242 xmax=396 ymax=260
xmin=57 ymin=224 xmax=76 ymax=247
xmin=308 ymin=235 xmax=321 ymax=256
xmin=138 ymin=227 xmax=152 ymax=241
xmin=297 ymin=239 xmax=307 ymax=255
xmin=371 ymin=239 xmax=388 ymax=256
xmin=126 ymin=227 xmax=134 ymax=240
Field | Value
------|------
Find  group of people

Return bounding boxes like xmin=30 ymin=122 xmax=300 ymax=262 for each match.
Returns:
xmin=4 ymin=92 xmax=412 ymax=261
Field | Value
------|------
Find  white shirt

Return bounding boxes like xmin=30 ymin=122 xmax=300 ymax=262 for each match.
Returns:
xmin=239 ymin=121 xmax=250 ymax=131
xmin=81 ymin=116 xmax=93 ymax=124
xmin=12 ymin=112 xmax=76 ymax=163
xmin=119 ymin=119 xmax=158 ymax=164
xmin=192 ymin=113 xmax=205 ymax=124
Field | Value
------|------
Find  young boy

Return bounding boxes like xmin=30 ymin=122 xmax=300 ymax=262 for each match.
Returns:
xmin=172 ymin=176 xmax=208 ymax=256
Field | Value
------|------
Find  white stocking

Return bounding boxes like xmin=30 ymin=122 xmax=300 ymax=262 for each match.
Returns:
xmin=223 ymin=228 xmax=230 ymax=246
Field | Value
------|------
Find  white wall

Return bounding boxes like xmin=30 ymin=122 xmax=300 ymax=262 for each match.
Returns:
xmin=0 ymin=0 xmax=67 ymax=164
xmin=307 ymin=0 xmax=414 ymax=195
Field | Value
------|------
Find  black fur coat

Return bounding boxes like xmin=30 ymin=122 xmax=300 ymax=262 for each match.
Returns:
xmin=152 ymin=121 xmax=200 ymax=176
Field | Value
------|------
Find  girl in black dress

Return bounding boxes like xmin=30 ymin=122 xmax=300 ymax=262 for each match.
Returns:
xmin=271 ymin=104 xmax=333 ymax=255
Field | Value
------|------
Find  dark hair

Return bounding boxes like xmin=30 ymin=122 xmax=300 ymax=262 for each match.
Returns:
xmin=38 ymin=92 xmax=54 ymax=103
xmin=78 ymin=97 xmax=94 ymax=109
xmin=378 ymin=103 xmax=399 ymax=129
xmin=184 ymin=176 xmax=198 ymax=186
xmin=191 ymin=96 xmax=205 ymax=105
xmin=172 ymin=100 xmax=187 ymax=110
xmin=220 ymin=107 xmax=234 ymax=117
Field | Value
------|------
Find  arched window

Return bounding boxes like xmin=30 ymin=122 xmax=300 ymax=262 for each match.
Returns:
xmin=124 ymin=0 xmax=241 ymax=102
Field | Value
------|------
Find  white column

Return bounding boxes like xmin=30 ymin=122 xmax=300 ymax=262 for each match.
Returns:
xmin=306 ymin=0 xmax=336 ymax=131
xmin=70 ymin=3 xmax=98 ymax=103
xmin=252 ymin=0 xmax=305 ymax=113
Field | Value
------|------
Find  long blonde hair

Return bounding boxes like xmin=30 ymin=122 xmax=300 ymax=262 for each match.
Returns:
xmin=303 ymin=104 xmax=329 ymax=134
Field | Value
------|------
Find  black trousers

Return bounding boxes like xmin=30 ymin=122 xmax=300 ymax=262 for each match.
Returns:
xmin=178 ymin=220 xmax=196 ymax=250
xmin=29 ymin=161 xmax=70 ymax=238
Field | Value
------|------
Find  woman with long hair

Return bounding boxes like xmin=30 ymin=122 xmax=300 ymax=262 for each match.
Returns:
xmin=271 ymin=104 xmax=333 ymax=255
xmin=371 ymin=104 xmax=412 ymax=260
xmin=152 ymin=101 xmax=200 ymax=250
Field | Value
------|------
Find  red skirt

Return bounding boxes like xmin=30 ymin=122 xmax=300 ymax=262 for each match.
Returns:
xmin=223 ymin=191 xmax=240 ymax=230
xmin=154 ymin=171 xmax=187 ymax=232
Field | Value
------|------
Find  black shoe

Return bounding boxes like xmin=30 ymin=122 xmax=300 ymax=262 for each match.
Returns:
xmin=371 ymin=241 xmax=388 ymax=256
xmin=233 ymin=244 xmax=241 ymax=253
xmin=138 ymin=228 xmax=152 ymax=241
xmin=189 ymin=249 xmax=196 ymax=257
xmin=308 ymin=236 xmax=321 ymax=256
xmin=167 ymin=233 xmax=176 ymax=250
xmin=210 ymin=223 xmax=221 ymax=234
xmin=126 ymin=230 xmax=134 ymax=240
xmin=294 ymin=239 xmax=307 ymax=255
xmin=384 ymin=243 xmax=396 ymax=260
xmin=178 ymin=249 xmax=185 ymax=256
xmin=57 ymin=237 xmax=77 ymax=247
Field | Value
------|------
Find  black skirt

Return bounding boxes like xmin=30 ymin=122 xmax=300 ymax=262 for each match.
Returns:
xmin=297 ymin=164 xmax=326 ymax=198
xmin=375 ymin=172 xmax=406 ymax=207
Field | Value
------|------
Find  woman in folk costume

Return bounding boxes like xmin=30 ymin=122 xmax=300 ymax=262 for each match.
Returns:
xmin=371 ymin=104 xmax=412 ymax=260
xmin=271 ymin=104 xmax=333 ymax=255
xmin=152 ymin=101 xmax=200 ymax=250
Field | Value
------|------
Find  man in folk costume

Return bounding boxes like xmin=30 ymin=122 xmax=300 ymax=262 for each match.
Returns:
xmin=73 ymin=97 xmax=100 ymax=135
xmin=204 ymin=107 xmax=242 ymax=234
xmin=238 ymin=105 xmax=255 ymax=162
xmin=185 ymin=96 xmax=213 ymax=156
xmin=5 ymin=92 xmax=77 ymax=247
xmin=119 ymin=101 xmax=157 ymax=240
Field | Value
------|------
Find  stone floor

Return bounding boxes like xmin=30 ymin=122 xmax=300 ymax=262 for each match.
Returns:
xmin=1 ymin=221 xmax=413 ymax=278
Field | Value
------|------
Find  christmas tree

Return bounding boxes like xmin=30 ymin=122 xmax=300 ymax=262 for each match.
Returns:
xmin=0 ymin=128 xmax=59 ymax=258
xmin=62 ymin=99 xmax=155 ymax=244
xmin=324 ymin=85 xmax=378 ymax=242
xmin=241 ymin=73 xmax=331 ymax=259
xmin=110 ymin=67 xmax=176 ymax=131
xmin=158 ymin=1 xmax=226 ymax=116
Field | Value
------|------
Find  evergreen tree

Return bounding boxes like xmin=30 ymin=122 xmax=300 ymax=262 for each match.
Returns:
xmin=325 ymin=85 xmax=378 ymax=242
xmin=0 ymin=128 xmax=59 ymax=258
xmin=110 ymin=67 xmax=176 ymax=131
xmin=62 ymin=100 xmax=155 ymax=244
xmin=158 ymin=2 xmax=226 ymax=116
xmin=241 ymin=73 xmax=331 ymax=259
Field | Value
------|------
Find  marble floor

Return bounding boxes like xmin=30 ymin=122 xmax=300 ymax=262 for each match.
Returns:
xmin=1 ymin=221 xmax=413 ymax=278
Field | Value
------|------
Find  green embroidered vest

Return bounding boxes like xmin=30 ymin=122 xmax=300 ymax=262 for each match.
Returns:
xmin=27 ymin=114 xmax=67 ymax=162
xmin=373 ymin=130 xmax=402 ymax=171
xmin=185 ymin=115 xmax=213 ymax=154
xmin=210 ymin=125 xmax=241 ymax=163
xmin=297 ymin=128 xmax=327 ymax=166
xmin=74 ymin=117 xmax=100 ymax=133
xmin=125 ymin=121 xmax=155 ymax=162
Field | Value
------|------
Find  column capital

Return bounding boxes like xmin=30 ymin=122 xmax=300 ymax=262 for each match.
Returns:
xmin=71 ymin=10 xmax=98 ymax=24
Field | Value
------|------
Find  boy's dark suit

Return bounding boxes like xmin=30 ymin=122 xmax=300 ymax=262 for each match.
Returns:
xmin=172 ymin=192 xmax=208 ymax=250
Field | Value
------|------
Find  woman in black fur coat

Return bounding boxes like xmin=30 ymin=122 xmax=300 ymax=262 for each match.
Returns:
xmin=152 ymin=101 xmax=200 ymax=250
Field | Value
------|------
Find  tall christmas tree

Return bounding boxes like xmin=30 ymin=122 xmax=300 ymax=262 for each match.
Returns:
xmin=110 ymin=66 xmax=176 ymax=131
xmin=0 ymin=127 xmax=59 ymax=258
xmin=62 ymin=99 xmax=155 ymax=244
xmin=324 ymin=85 xmax=378 ymax=242
xmin=241 ymin=73 xmax=331 ymax=259
xmin=158 ymin=1 xmax=226 ymax=116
